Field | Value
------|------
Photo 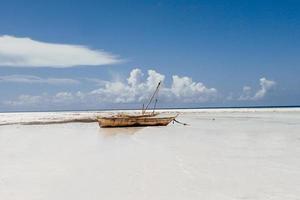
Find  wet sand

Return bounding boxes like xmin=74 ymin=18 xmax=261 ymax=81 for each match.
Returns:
xmin=0 ymin=109 xmax=300 ymax=199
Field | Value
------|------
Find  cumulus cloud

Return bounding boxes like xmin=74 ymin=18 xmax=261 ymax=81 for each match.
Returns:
xmin=3 ymin=68 xmax=218 ymax=107
xmin=0 ymin=35 xmax=121 ymax=67
xmin=239 ymin=77 xmax=276 ymax=101
xmin=88 ymin=69 xmax=217 ymax=104
xmin=127 ymin=68 xmax=144 ymax=87
xmin=253 ymin=77 xmax=276 ymax=100
xmin=89 ymin=69 xmax=167 ymax=103
xmin=171 ymin=75 xmax=217 ymax=103
xmin=0 ymin=75 xmax=79 ymax=85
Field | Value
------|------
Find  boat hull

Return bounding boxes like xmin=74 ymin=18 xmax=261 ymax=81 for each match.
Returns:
xmin=97 ymin=115 xmax=176 ymax=128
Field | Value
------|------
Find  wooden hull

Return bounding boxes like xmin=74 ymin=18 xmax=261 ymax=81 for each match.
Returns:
xmin=97 ymin=114 xmax=177 ymax=128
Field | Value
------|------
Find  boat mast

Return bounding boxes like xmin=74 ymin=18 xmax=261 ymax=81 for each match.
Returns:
xmin=142 ymin=81 xmax=161 ymax=114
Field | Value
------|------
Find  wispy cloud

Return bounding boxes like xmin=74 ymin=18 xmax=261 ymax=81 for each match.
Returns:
xmin=239 ymin=77 xmax=276 ymax=101
xmin=84 ymin=78 xmax=109 ymax=86
xmin=0 ymin=35 xmax=121 ymax=68
xmin=0 ymin=75 xmax=80 ymax=85
xmin=3 ymin=94 xmax=44 ymax=106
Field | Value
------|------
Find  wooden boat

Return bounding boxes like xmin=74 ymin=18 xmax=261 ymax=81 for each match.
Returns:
xmin=97 ymin=81 xmax=179 ymax=128
xmin=97 ymin=113 xmax=177 ymax=128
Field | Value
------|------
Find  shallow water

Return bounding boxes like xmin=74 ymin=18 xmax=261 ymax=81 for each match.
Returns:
xmin=0 ymin=109 xmax=300 ymax=200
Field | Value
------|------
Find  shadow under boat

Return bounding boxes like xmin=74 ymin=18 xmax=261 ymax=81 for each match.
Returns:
xmin=100 ymin=127 xmax=144 ymax=136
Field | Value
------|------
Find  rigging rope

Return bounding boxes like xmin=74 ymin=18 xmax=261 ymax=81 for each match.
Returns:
xmin=143 ymin=81 xmax=161 ymax=114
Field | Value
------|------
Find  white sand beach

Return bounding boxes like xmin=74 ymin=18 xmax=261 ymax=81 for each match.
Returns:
xmin=0 ymin=108 xmax=300 ymax=200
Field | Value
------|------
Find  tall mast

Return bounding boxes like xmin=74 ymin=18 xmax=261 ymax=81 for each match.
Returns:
xmin=142 ymin=81 xmax=161 ymax=114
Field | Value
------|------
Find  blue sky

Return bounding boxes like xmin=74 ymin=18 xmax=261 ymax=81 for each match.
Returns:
xmin=0 ymin=0 xmax=299 ymax=111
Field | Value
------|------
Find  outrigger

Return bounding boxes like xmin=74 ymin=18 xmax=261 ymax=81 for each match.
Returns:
xmin=97 ymin=82 xmax=178 ymax=128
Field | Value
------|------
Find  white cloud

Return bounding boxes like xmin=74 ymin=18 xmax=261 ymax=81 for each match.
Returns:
xmin=170 ymin=75 xmax=217 ymax=103
xmin=238 ymin=86 xmax=252 ymax=101
xmin=53 ymin=92 xmax=74 ymax=103
xmin=253 ymin=77 xmax=276 ymax=100
xmin=88 ymin=69 xmax=217 ymax=104
xmin=89 ymin=69 xmax=166 ymax=103
xmin=0 ymin=75 xmax=79 ymax=85
xmin=3 ymin=68 xmax=218 ymax=107
xmin=127 ymin=68 xmax=144 ymax=87
xmin=239 ymin=77 xmax=276 ymax=101
xmin=0 ymin=35 xmax=121 ymax=67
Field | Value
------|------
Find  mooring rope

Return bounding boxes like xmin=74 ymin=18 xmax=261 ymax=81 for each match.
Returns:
xmin=173 ymin=119 xmax=189 ymax=126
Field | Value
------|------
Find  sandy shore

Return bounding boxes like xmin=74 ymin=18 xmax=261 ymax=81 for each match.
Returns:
xmin=0 ymin=108 xmax=300 ymax=199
